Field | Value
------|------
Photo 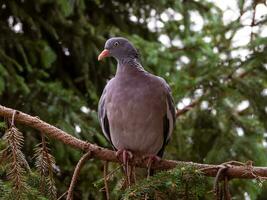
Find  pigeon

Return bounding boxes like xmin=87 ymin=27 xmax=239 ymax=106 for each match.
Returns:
xmin=98 ymin=37 xmax=175 ymax=179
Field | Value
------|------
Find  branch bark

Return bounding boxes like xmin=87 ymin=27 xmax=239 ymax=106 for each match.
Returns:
xmin=1 ymin=104 xmax=267 ymax=179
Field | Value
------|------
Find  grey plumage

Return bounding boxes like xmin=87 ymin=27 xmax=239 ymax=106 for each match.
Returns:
xmin=98 ymin=37 xmax=175 ymax=157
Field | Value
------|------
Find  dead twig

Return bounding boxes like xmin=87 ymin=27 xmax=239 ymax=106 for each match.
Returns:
xmin=66 ymin=151 xmax=92 ymax=200
xmin=213 ymin=164 xmax=230 ymax=200
xmin=57 ymin=191 xmax=68 ymax=200
xmin=223 ymin=176 xmax=231 ymax=200
xmin=103 ymin=161 xmax=110 ymax=200
xmin=213 ymin=166 xmax=228 ymax=196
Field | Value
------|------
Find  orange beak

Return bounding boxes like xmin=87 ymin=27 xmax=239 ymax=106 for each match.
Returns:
xmin=98 ymin=49 xmax=110 ymax=61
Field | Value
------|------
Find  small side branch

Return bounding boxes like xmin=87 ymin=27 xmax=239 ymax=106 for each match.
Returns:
xmin=176 ymin=99 xmax=199 ymax=117
xmin=213 ymin=165 xmax=228 ymax=199
xmin=66 ymin=151 xmax=92 ymax=200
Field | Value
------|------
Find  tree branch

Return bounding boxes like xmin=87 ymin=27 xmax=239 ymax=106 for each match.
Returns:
xmin=1 ymin=104 xmax=267 ymax=179
xmin=176 ymin=98 xmax=199 ymax=117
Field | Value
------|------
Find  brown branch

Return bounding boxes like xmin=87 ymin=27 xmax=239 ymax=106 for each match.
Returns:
xmin=1 ymin=104 xmax=267 ymax=179
xmin=66 ymin=151 xmax=92 ymax=200
xmin=176 ymin=98 xmax=199 ymax=117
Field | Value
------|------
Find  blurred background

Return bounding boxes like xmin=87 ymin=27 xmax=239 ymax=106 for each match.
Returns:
xmin=0 ymin=0 xmax=267 ymax=199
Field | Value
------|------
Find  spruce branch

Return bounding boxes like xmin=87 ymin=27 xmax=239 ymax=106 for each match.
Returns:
xmin=34 ymin=134 xmax=57 ymax=200
xmin=175 ymin=58 xmax=257 ymax=118
xmin=1 ymin=104 xmax=267 ymax=180
xmin=1 ymin=110 xmax=30 ymax=198
xmin=122 ymin=165 xmax=206 ymax=199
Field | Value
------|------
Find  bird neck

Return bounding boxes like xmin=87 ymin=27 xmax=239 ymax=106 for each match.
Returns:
xmin=116 ymin=57 xmax=145 ymax=75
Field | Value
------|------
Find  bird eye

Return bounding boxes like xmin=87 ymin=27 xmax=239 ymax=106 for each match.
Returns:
xmin=114 ymin=42 xmax=119 ymax=47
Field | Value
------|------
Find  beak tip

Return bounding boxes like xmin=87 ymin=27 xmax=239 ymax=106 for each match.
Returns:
xmin=98 ymin=49 xmax=109 ymax=61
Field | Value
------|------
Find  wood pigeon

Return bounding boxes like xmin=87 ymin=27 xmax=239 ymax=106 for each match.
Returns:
xmin=98 ymin=37 xmax=175 ymax=178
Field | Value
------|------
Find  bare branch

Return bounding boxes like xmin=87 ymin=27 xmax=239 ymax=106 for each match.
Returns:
xmin=103 ymin=161 xmax=110 ymax=200
xmin=66 ymin=151 xmax=92 ymax=200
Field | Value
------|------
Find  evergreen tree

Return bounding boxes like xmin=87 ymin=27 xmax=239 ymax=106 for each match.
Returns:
xmin=0 ymin=0 xmax=267 ymax=199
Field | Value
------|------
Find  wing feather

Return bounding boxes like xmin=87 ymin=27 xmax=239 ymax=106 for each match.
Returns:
xmin=157 ymin=81 xmax=176 ymax=157
xmin=98 ymin=87 xmax=113 ymax=145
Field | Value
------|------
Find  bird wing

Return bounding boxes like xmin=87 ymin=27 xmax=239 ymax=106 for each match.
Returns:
xmin=165 ymin=83 xmax=176 ymax=141
xmin=98 ymin=85 xmax=113 ymax=147
xmin=157 ymin=78 xmax=176 ymax=157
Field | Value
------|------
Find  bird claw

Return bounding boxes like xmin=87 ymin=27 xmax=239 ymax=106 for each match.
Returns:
xmin=116 ymin=149 xmax=133 ymax=186
xmin=116 ymin=149 xmax=133 ymax=165
xmin=143 ymin=155 xmax=161 ymax=178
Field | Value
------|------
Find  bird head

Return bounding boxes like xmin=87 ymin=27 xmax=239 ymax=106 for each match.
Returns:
xmin=98 ymin=37 xmax=139 ymax=62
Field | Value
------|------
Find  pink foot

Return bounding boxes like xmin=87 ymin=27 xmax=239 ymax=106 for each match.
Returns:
xmin=116 ymin=149 xmax=133 ymax=165
xmin=116 ymin=149 xmax=133 ymax=186
xmin=143 ymin=155 xmax=161 ymax=177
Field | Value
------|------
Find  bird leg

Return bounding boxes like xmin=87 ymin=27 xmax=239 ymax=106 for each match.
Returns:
xmin=143 ymin=155 xmax=161 ymax=178
xmin=116 ymin=149 xmax=133 ymax=186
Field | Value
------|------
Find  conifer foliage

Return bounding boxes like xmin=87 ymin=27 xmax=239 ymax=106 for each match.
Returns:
xmin=34 ymin=135 xmax=57 ymax=199
xmin=0 ymin=113 xmax=57 ymax=199
xmin=0 ymin=0 xmax=267 ymax=199
xmin=2 ymin=125 xmax=29 ymax=198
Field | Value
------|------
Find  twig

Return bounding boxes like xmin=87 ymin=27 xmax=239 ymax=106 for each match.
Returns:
xmin=57 ymin=191 xmax=68 ymax=200
xmin=66 ymin=151 xmax=92 ymax=200
xmin=104 ymin=165 xmax=122 ymax=180
xmin=1 ymin=105 xmax=267 ymax=179
xmin=11 ymin=110 xmax=17 ymax=127
xmin=176 ymin=99 xmax=199 ymax=117
xmin=224 ymin=176 xmax=231 ymax=200
xmin=103 ymin=161 xmax=110 ymax=200
xmin=213 ymin=166 xmax=228 ymax=195
xmin=213 ymin=165 xmax=230 ymax=200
